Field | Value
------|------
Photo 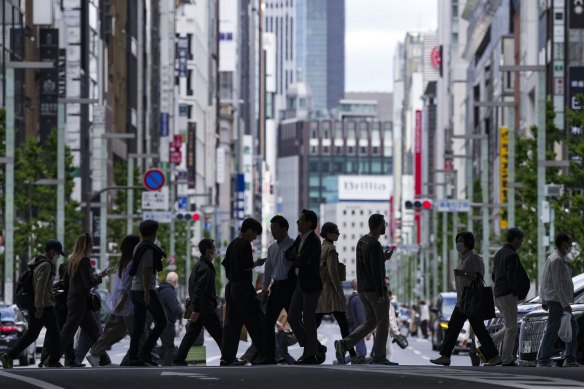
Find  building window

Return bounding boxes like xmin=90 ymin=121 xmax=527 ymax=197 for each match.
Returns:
xmin=347 ymin=146 xmax=355 ymax=155
xmin=360 ymin=146 xmax=367 ymax=154
xmin=310 ymin=146 xmax=318 ymax=154
xmin=336 ymin=146 xmax=342 ymax=154
xmin=322 ymin=146 xmax=330 ymax=154
xmin=372 ymin=146 xmax=379 ymax=155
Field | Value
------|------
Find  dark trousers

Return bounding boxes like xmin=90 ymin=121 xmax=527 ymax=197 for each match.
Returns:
xmin=59 ymin=294 xmax=100 ymax=359
xmin=316 ymin=311 xmax=356 ymax=357
xmin=262 ymin=280 xmax=293 ymax=361
xmin=441 ymin=305 xmax=498 ymax=360
xmin=221 ymin=281 xmax=264 ymax=363
xmin=175 ymin=311 xmax=223 ymax=362
xmin=129 ymin=290 xmax=168 ymax=360
xmin=287 ymin=282 xmax=320 ymax=356
xmin=8 ymin=306 xmax=61 ymax=364
xmin=420 ymin=320 xmax=429 ymax=338
xmin=41 ymin=305 xmax=74 ymax=365
xmin=159 ymin=319 xmax=177 ymax=365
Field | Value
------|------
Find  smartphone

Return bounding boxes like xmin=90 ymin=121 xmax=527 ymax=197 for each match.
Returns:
xmin=100 ymin=266 xmax=113 ymax=276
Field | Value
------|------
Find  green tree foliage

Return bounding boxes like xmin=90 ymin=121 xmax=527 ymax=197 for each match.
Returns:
xmin=555 ymin=95 xmax=584 ymax=274
xmin=0 ymin=113 xmax=80 ymax=278
xmin=513 ymin=101 xmax=561 ymax=281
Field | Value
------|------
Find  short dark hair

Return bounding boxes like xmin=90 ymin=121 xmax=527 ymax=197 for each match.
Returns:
xmin=300 ymin=209 xmax=318 ymax=230
xmin=270 ymin=215 xmax=289 ymax=231
xmin=506 ymin=227 xmax=525 ymax=243
xmin=455 ymin=231 xmax=475 ymax=250
xmin=198 ymin=239 xmax=215 ymax=255
xmin=139 ymin=220 xmax=159 ymax=237
xmin=555 ymin=233 xmax=572 ymax=248
xmin=241 ymin=218 xmax=263 ymax=234
xmin=320 ymin=222 xmax=338 ymax=239
xmin=368 ymin=214 xmax=385 ymax=231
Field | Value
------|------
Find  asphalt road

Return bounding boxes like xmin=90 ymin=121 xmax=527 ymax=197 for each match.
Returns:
xmin=3 ymin=323 xmax=584 ymax=388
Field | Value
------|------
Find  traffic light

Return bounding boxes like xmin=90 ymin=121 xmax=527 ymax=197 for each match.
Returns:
xmin=404 ymin=199 xmax=433 ymax=210
xmin=175 ymin=211 xmax=202 ymax=221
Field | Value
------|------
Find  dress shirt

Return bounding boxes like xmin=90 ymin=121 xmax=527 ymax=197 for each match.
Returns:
xmin=263 ymin=235 xmax=295 ymax=292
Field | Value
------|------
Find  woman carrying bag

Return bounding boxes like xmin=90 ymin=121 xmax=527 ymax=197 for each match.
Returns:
xmin=58 ymin=233 xmax=108 ymax=365
xmin=430 ymin=231 xmax=501 ymax=367
xmin=315 ymin=222 xmax=358 ymax=362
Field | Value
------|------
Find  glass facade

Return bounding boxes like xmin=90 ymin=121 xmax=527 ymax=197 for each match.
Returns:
xmin=305 ymin=120 xmax=393 ymax=214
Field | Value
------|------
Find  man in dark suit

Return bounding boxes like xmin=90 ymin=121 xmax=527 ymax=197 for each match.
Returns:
xmin=286 ymin=209 xmax=324 ymax=364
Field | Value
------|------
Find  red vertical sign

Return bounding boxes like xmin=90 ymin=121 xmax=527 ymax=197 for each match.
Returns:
xmin=414 ymin=110 xmax=422 ymax=244
xmin=389 ymin=195 xmax=394 ymax=240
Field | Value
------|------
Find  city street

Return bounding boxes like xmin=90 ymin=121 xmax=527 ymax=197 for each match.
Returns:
xmin=1 ymin=322 xmax=584 ymax=389
xmin=4 ymin=323 xmax=584 ymax=388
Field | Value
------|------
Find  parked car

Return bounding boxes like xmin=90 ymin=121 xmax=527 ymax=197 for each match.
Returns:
xmin=518 ymin=277 xmax=584 ymax=366
xmin=0 ymin=305 xmax=37 ymax=366
xmin=430 ymin=292 xmax=470 ymax=353
xmin=504 ymin=273 xmax=584 ymax=366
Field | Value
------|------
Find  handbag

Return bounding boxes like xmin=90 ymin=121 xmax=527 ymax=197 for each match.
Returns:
xmin=88 ymin=292 xmax=101 ymax=312
xmin=337 ymin=262 xmax=347 ymax=282
xmin=392 ymin=334 xmax=408 ymax=349
xmin=460 ymin=273 xmax=495 ymax=320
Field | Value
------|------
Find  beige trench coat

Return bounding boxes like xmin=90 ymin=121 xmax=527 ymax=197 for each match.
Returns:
xmin=316 ymin=240 xmax=346 ymax=313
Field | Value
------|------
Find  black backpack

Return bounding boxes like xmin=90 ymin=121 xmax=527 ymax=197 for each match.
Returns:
xmin=15 ymin=257 xmax=51 ymax=310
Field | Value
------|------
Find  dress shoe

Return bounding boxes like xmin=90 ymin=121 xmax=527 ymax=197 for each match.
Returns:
xmin=484 ymin=356 xmax=502 ymax=366
xmin=430 ymin=356 xmax=451 ymax=366
xmin=295 ymin=355 xmax=319 ymax=365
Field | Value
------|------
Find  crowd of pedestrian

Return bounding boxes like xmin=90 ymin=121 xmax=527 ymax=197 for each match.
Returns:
xmin=0 ymin=214 xmax=580 ymax=368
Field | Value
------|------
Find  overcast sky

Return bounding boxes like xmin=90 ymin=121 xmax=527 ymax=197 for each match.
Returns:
xmin=345 ymin=0 xmax=438 ymax=92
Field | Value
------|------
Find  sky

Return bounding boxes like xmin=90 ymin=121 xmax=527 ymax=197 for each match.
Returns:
xmin=345 ymin=0 xmax=438 ymax=92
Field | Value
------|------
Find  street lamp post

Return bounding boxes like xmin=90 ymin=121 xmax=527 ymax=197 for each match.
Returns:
xmin=4 ymin=61 xmax=53 ymax=304
xmin=58 ymin=98 xmax=99 ymax=249
xmin=99 ymin=133 xmax=135 ymax=272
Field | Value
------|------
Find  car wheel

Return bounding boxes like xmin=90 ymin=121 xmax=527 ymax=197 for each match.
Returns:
xmin=19 ymin=350 xmax=30 ymax=366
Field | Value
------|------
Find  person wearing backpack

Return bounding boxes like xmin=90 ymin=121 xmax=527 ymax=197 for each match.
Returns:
xmin=315 ymin=222 xmax=357 ymax=362
xmin=0 ymin=240 xmax=67 ymax=369
xmin=491 ymin=227 xmax=528 ymax=366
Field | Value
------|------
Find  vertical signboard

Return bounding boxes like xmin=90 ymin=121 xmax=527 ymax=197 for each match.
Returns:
xmin=569 ymin=66 xmax=584 ymax=112
xmin=414 ymin=110 xmax=422 ymax=244
xmin=160 ymin=112 xmax=169 ymax=136
xmin=569 ymin=0 xmax=584 ymax=29
xmin=499 ymin=127 xmax=509 ymax=229
xmin=234 ymin=173 xmax=245 ymax=222
xmin=187 ymin=122 xmax=196 ymax=187
xmin=177 ymin=37 xmax=188 ymax=77
xmin=39 ymin=28 xmax=59 ymax=143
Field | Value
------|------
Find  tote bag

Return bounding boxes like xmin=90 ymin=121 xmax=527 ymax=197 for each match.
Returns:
xmin=460 ymin=273 xmax=496 ymax=320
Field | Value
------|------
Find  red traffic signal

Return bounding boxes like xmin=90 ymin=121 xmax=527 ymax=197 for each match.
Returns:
xmin=404 ymin=199 xmax=433 ymax=210
xmin=192 ymin=212 xmax=201 ymax=221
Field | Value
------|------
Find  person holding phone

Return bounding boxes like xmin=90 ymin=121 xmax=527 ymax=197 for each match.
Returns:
xmin=220 ymin=218 xmax=266 ymax=366
xmin=334 ymin=214 xmax=396 ymax=365
xmin=57 ymin=233 xmax=104 ymax=366
xmin=86 ymin=235 xmax=140 ymax=367
xmin=430 ymin=231 xmax=501 ymax=367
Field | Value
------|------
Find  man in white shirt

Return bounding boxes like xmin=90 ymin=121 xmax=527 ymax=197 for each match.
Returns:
xmin=537 ymin=233 xmax=580 ymax=367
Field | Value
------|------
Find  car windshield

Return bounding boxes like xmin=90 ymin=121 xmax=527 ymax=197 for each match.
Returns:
xmin=442 ymin=297 xmax=456 ymax=319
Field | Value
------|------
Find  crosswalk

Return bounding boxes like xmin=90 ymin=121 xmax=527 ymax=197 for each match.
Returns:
xmin=323 ymin=366 xmax=584 ymax=389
